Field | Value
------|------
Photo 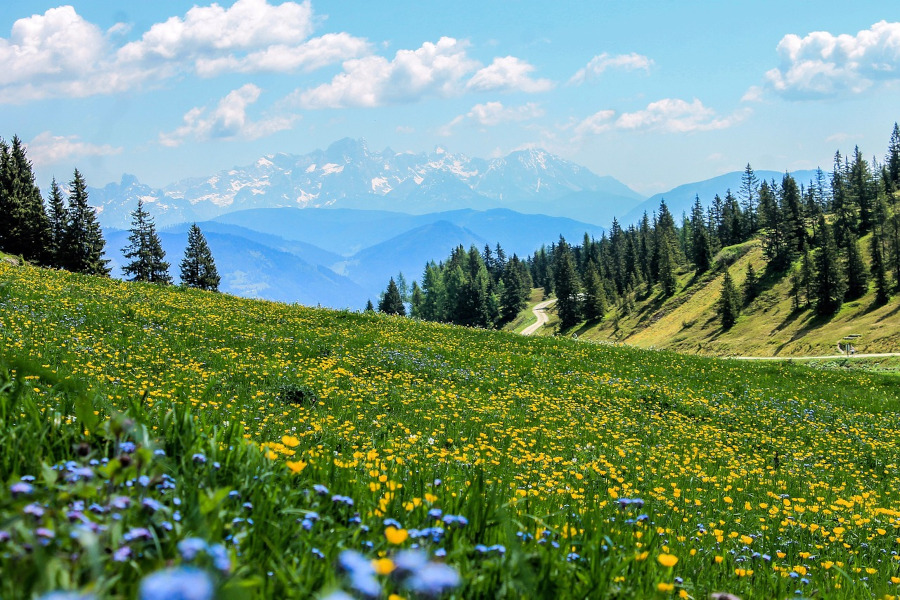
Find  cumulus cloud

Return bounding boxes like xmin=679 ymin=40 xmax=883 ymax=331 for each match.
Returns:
xmin=765 ymin=20 xmax=900 ymax=98
xmin=466 ymin=56 xmax=554 ymax=93
xmin=569 ymin=52 xmax=653 ymax=85
xmin=573 ymin=99 xmax=748 ymax=139
xmin=292 ymin=37 xmax=481 ymax=108
xmin=159 ymin=84 xmax=295 ymax=146
xmin=440 ymin=101 xmax=544 ymax=135
xmin=0 ymin=1 xmax=366 ymax=103
xmin=25 ymin=132 xmax=122 ymax=166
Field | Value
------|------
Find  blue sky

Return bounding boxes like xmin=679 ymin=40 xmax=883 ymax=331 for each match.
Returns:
xmin=1 ymin=0 xmax=898 ymax=196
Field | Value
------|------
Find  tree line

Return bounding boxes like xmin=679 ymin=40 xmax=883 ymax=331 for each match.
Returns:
xmin=383 ymin=123 xmax=900 ymax=331
xmin=0 ymin=134 xmax=220 ymax=291
xmin=374 ymin=243 xmax=533 ymax=329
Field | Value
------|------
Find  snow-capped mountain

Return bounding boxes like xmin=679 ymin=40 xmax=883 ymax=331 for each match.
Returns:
xmin=89 ymin=139 xmax=644 ymax=229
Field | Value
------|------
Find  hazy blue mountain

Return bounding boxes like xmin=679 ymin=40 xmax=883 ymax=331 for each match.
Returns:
xmin=620 ymin=169 xmax=822 ymax=226
xmin=340 ymin=221 xmax=489 ymax=296
xmin=89 ymin=139 xmax=644 ymax=229
xmin=104 ymin=228 xmax=367 ymax=308
xmin=210 ymin=207 xmax=606 ymax=258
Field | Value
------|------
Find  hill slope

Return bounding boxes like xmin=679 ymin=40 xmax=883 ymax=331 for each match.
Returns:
xmin=1 ymin=260 xmax=899 ymax=598
xmin=522 ymin=237 xmax=900 ymax=358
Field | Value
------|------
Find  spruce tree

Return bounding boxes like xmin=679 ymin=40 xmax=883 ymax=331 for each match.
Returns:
xmin=553 ymin=236 xmax=582 ymax=329
xmin=843 ymin=232 xmax=868 ymax=300
xmin=379 ymin=278 xmax=406 ymax=316
xmin=364 ymin=299 xmax=375 ymax=312
xmin=814 ymin=215 xmax=845 ymax=315
xmin=719 ymin=268 xmax=740 ymax=330
xmin=581 ymin=261 xmax=607 ymax=321
xmin=410 ymin=280 xmax=424 ymax=317
xmin=46 ymin=179 xmax=68 ymax=268
xmin=887 ymin=122 xmax=900 ymax=190
xmin=740 ymin=163 xmax=760 ymax=234
xmin=742 ymin=263 xmax=759 ymax=306
xmin=691 ymin=196 xmax=712 ymax=274
xmin=180 ymin=223 xmax=220 ymax=291
xmin=63 ymin=169 xmax=110 ymax=276
xmin=871 ymin=229 xmax=890 ymax=305
xmin=122 ymin=199 xmax=170 ymax=284
xmin=0 ymin=136 xmax=50 ymax=263
xmin=800 ymin=251 xmax=814 ymax=309
xmin=499 ymin=257 xmax=528 ymax=324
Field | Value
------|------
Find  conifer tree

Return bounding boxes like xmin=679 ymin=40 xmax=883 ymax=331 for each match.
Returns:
xmin=122 ymin=199 xmax=170 ymax=284
xmin=410 ymin=280 xmax=424 ymax=317
xmin=499 ymin=256 xmax=529 ymax=324
xmin=843 ymin=232 xmax=868 ymax=300
xmin=581 ymin=261 xmax=607 ymax=321
xmin=849 ymin=146 xmax=876 ymax=233
xmin=46 ymin=179 xmax=68 ymax=268
xmin=180 ymin=223 xmax=220 ymax=291
xmin=364 ymin=299 xmax=375 ymax=312
xmin=781 ymin=173 xmax=806 ymax=256
xmin=719 ymin=268 xmax=740 ymax=330
xmin=0 ymin=136 xmax=50 ymax=264
xmin=553 ymin=236 xmax=582 ymax=329
xmin=690 ymin=196 xmax=712 ymax=274
xmin=379 ymin=277 xmax=406 ymax=316
xmin=887 ymin=122 xmax=900 ymax=190
xmin=740 ymin=163 xmax=760 ymax=234
xmin=63 ymin=169 xmax=110 ymax=276
xmin=742 ymin=263 xmax=759 ymax=306
xmin=800 ymin=251 xmax=814 ymax=309
xmin=871 ymin=228 xmax=890 ymax=305
xmin=814 ymin=215 xmax=845 ymax=315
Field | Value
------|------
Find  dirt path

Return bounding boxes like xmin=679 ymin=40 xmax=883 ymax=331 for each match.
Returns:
xmin=732 ymin=352 xmax=900 ymax=360
xmin=521 ymin=299 xmax=556 ymax=336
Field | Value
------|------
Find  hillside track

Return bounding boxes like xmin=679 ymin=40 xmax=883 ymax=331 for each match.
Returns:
xmin=521 ymin=299 xmax=556 ymax=336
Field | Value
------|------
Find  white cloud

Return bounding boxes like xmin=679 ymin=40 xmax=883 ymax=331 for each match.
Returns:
xmin=740 ymin=85 xmax=764 ymax=103
xmin=466 ymin=56 xmax=554 ymax=93
xmin=765 ymin=20 xmax=900 ymax=98
xmin=25 ymin=132 xmax=122 ymax=166
xmin=573 ymin=99 xmax=748 ymax=139
xmin=572 ymin=109 xmax=616 ymax=138
xmin=569 ymin=52 xmax=653 ymax=85
xmin=0 ymin=1 xmax=365 ymax=103
xmin=439 ymin=101 xmax=544 ymax=135
xmin=293 ymin=37 xmax=480 ymax=108
xmin=159 ymin=84 xmax=295 ymax=146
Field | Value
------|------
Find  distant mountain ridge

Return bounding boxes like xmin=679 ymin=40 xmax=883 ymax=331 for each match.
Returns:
xmin=90 ymin=139 xmax=645 ymax=229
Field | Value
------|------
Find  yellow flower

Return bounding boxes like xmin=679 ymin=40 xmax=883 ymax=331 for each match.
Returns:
xmin=657 ymin=553 xmax=678 ymax=568
xmin=714 ymin=556 xmax=724 ymax=564
xmin=740 ymin=535 xmax=753 ymax=545
xmin=372 ymin=557 xmax=395 ymax=575
xmin=385 ymin=526 xmax=408 ymax=544
xmin=657 ymin=582 xmax=674 ymax=592
xmin=286 ymin=460 xmax=307 ymax=473
xmin=282 ymin=435 xmax=300 ymax=447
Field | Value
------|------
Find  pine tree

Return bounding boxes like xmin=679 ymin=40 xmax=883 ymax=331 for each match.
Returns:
xmin=364 ymin=299 xmax=375 ymax=312
xmin=180 ymin=223 xmax=220 ymax=291
xmin=379 ymin=277 xmax=406 ymax=316
xmin=849 ymin=146 xmax=876 ymax=234
xmin=740 ymin=163 xmax=760 ymax=234
xmin=843 ymin=232 xmax=868 ymax=300
xmin=871 ymin=228 xmax=890 ymax=305
xmin=781 ymin=173 xmax=806 ymax=256
xmin=742 ymin=263 xmax=759 ymax=306
xmin=63 ymin=169 xmax=110 ymax=276
xmin=410 ymin=280 xmax=424 ymax=317
xmin=719 ymin=268 xmax=740 ymax=330
xmin=46 ymin=179 xmax=68 ymax=268
xmin=814 ymin=215 xmax=845 ymax=315
xmin=553 ymin=236 xmax=581 ymax=329
xmin=887 ymin=122 xmax=900 ymax=191
xmin=581 ymin=261 xmax=607 ymax=321
xmin=122 ymin=199 xmax=170 ymax=284
xmin=690 ymin=196 xmax=712 ymax=274
xmin=800 ymin=251 xmax=814 ymax=309
xmin=0 ymin=136 xmax=50 ymax=263
xmin=499 ymin=257 xmax=528 ymax=324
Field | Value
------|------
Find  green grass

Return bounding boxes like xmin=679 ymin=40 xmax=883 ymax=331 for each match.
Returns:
xmin=2 ymin=262 xmax=900 ymax=599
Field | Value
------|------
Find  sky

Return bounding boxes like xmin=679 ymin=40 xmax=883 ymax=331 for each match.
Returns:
xmin=1 ymin=0 xmax=899 ymax=197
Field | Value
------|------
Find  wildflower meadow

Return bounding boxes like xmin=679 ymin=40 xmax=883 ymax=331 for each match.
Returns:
xmin=1 ymin=261 xmax=899 ymax=599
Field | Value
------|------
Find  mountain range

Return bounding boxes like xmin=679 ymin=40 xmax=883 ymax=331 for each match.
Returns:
xmin=90 ymin=139 xmax=644 ymax=230
xmin=104 ymin=208 xmax=607 ymax=309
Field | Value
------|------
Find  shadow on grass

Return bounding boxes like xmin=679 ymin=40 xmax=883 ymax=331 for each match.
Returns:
xmin=773 ymin=311 xmax=834 ymax=355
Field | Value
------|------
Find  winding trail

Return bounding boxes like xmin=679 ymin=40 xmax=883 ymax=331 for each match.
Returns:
xmin=521 ymin=299 xmax=556 ymax=336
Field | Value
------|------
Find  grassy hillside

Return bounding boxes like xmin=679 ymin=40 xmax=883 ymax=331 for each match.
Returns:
xmin=1 ymin=261 xmax=900 ymax=598
xmin=521 ymin=237 xmax=900 ymax=360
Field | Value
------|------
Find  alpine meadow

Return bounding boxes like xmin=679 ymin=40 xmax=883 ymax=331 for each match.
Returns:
xmin=3 ymin=1 xmax=900 ymax=599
